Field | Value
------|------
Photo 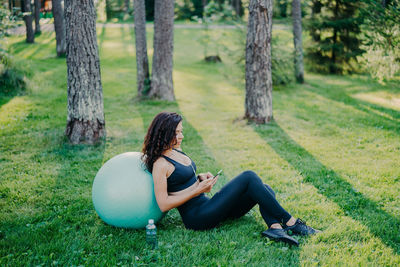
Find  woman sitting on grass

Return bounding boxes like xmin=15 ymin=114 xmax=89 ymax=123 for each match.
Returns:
xmin=142 ymin=112 xmax=320 ymax=246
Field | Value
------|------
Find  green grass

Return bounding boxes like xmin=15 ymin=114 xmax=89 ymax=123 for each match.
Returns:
xmin=1 ymin=23 xmax=399 ymax=266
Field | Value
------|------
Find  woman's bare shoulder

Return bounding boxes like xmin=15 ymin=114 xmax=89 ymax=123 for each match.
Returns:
xmin=154 ymin=157 xmax=168 ymax=167
xmin=153 ymin=157 xmax=174 ymax=174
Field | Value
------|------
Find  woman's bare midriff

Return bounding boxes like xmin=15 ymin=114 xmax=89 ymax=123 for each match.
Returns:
xmin=168 ymin=180 xmax=199 ymax=196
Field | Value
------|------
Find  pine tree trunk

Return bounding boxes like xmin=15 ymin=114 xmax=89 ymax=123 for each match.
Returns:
xmin=65 ymin=0 xmax=106 ymax=144
xmin=124 ymin=0 xmax=130 ymax=13
xmin=310 ymin=0 xmax=322 ymax=41
xmin=134 ymin=0 xmax=150 ymax=96
xmin=34 ymin=0 xmax=41 ymax=34
xmin=52 ymin=0 xmax=66 ymax=57
xmin=330 ymin=0 xmax=340 ymax=74
xmin=231 ymin=0 xmax=244 ymax=17
xmin=23 ymin=0 xmax=34 ymax=43
xmin=292 ymin=0 xmax=304 ymax=83
xmin=202 ymin=0 xmax=208 ymax=9
xmin=150 ymin=0 xmax=175 ymax=101
xmin=105 ymin=0 xmax=112 ymax=21
xmin=244 ymin=0 xmax=273 ymax=123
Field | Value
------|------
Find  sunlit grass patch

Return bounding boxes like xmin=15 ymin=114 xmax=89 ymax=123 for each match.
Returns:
xmin=352 ymin=91 xmax=400 ymax=111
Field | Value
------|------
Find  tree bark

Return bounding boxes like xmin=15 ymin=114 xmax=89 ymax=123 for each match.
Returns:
xmin=244 ymin=0 xmax=273 ymax=123
xmin=34 ymin=0 xmax=41 ymax=33
xmin=22 ymin=0 xmax=34 ymax=43
xmin=65 ymin=0 xmax=106 ymax=144
xmin=202 ymin=0 xmax=208 ymax=9
xmin=292 ymin=0 xmax=304 ymax=83
xmin=134 ymin=0 xmax=150 ymax=97
xmin=330 ymin=0 xmax=340 ymax=74
xmin=149 ymin=0 xmax=175 ymax=101
xmin=52 ymin=0 xmax=66 ymax=57
xmin=124 ymin=0 xmax=130 ymax=13
xmin=34 ymin=0 xmax=41 ymax=34
xmin=231 ymin=0 xmax=244 ymax=17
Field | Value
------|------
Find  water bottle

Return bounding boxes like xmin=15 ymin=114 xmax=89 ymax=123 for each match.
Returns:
xmin=145 ymin=219 xmax=158 ymax=249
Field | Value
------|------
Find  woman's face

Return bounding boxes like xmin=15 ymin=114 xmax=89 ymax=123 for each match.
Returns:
xmin=174 ymin=121 xmax=184 ymax=148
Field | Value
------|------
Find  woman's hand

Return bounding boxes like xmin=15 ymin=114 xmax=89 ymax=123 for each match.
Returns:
xmin=196 ymin=176 xmax=218 ymax=194
xmin=197 ymin=172 xmax=213 ymax=181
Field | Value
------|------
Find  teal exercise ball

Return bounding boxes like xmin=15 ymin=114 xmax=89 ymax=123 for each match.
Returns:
xmin=92 ymin=152 xmax=164 ymax=229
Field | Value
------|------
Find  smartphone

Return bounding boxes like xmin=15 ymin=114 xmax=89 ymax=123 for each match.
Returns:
xmin=212 ymin=170 xmax=223 ymax=179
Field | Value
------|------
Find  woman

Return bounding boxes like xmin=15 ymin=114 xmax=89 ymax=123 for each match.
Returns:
xmin=142 ymin=112 xmax=319 ymax=246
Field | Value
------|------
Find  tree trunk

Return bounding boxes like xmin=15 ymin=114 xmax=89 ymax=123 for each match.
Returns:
xmin=244 ymin=0 xmax=273 ymax=123
xmin=134 ymin=0 xmax=150 ymax=97
xmin=231 ymin=0 xmax=244 ymax=17
xmin=292 ymin=0 xmax=304 ymax=83
xmin=124 ymin=0 xmax=130 ymax=13
xmin=105 ymin=0 xmax=112 ymax=21
xmin=149 ymin=0 xmax=175 ymax=101
xmin=330 ymin=0 xmax=340 ymax=74
xmin=22 ymin=0 xmax=34 ymax=43
xmin=311 ymin=0 xmax=322 ymax=41
xmin=65 ymin=0 xmax=106 ymax=144
xmin=34 ymin=0 xmax=41 ymax=34
xmin=52 ymin=0 xmax=66 ymax=57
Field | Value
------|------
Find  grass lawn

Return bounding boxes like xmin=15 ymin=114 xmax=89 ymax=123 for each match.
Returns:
xmin=1 ymin=22 xmax=399 ymax=266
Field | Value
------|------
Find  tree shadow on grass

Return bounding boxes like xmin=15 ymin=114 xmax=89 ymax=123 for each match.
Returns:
xmin=0 ymin=125 xmax=106 ymax=265
xmin=253 ymin=121 xmax=400 ymax=254
xmin=305 ymin=77 xmax=400 ymax=130
xmin=119 ymin=24 xmax=131 ymax=55
xmin=8 ymin=32 xmax=55 ymax=60
xmin=49 ymin=138 xmax=107 ymax=262
xmin=0 ymin=96 xmax=15 ymax=110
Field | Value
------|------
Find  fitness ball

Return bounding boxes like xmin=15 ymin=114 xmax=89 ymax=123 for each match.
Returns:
xmin=92 ymin=152 xmax=164 ymax=228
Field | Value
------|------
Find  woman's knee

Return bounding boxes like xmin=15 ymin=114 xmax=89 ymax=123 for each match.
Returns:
xmin=240 ymin=170 xmax=261 ymax=183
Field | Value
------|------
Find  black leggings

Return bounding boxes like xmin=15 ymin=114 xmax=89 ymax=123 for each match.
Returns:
xmin=180 ymin=171 xmax=292 ymax=230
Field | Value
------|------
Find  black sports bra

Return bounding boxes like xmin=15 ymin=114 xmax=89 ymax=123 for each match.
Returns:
xmin=162 ymin=149 xmax=198 ymax=193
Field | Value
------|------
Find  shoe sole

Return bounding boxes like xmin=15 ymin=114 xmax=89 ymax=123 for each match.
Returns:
xmin=262 ymin=232 xmax=299 ymax=246
xmin=288 ymin=229 xmax=321 ymax=236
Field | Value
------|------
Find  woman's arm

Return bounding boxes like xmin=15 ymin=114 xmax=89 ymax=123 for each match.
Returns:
xmin=152 ymin=160 xmax=217 ymax=212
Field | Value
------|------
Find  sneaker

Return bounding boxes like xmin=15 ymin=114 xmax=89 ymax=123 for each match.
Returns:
xmin=285 ymin=218 xmax=320 ymax=236
xmin=262 ymin=228 xmax=299 ymax=246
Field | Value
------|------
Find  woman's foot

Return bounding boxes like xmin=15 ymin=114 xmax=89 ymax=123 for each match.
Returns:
xmin=261 ymin=228 xmax=299 ymax=246
xmin=285 ymin=218 xmax=320 ymax=236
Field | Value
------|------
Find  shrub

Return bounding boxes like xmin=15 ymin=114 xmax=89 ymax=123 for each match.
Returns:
xmin=359 ymin=46 xmax=400 ymax=83
xmin=271 ymin=37 xmax=294 ymax=85
xmin=0 ymin=50 xmax=27 ymax=96
xmin=358 ymin=0 xmax=400 ymax=83
xmin=0 ymin=4 xmax=27 ymax=96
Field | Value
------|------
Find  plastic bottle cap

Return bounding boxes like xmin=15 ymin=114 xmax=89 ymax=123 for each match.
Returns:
xmin=148 ymin=219 xmax=154 ymax=224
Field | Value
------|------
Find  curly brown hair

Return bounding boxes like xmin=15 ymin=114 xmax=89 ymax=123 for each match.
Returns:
xmin=142 ymin=112 xmax=183 ymax=173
